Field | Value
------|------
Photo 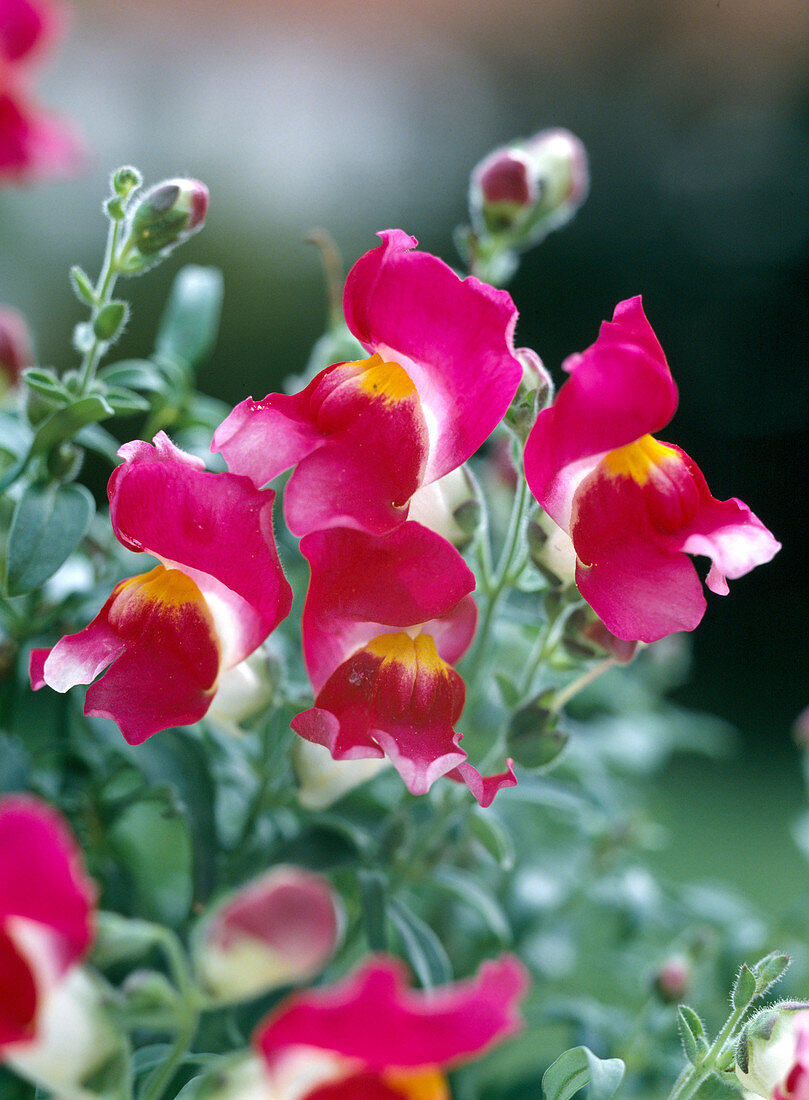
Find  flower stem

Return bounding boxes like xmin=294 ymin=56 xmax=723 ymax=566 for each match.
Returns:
xmin=666 ymin=999 xmax=751 ymax=1100
xmin=551 ymin=656 xmax=617 ymax=713
xmin=77 ymin=215 xmax=123 ymax=396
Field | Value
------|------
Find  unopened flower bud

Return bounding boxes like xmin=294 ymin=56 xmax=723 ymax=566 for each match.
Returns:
xmin=206 ymin=650 xmax=275 ymax=735
xmin=564 ymin=608 xmax=639 ymax=665
xmin=653 ymin=954 xmax=691 ymax=1003
xmin=504 ymin=347 xmax=554 ymax=438
xmin=0 ymin=306 xmax=33 ymax=395
xmin=293 ymin=737 xmax=388 ymax=810
xmin=736 ymin=1004 xmax=809 ymax=1099
xmin=527 ymin=512 xmax=577 ymax=589
xmin=507 ymin=696 xmax=568 ymax=769
xmin=470 ymin=128 xmax=589 ymax=249
xmin=408 ymin=465 xmax=481 ymax=548
xmin=123 ymin=178 xmax=209 ymax=267
xmin=194 ymin=867 xmax=340 ymax=1003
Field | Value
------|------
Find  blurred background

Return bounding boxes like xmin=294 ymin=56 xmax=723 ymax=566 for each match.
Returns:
xmin=2 ymin=0 xmax=808 ymax=896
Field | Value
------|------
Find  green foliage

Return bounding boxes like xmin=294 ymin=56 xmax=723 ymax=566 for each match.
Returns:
xmin=542 ymin=1046 xmax=625 ymax=1100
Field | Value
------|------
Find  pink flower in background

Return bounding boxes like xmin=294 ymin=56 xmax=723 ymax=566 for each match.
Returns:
xmin=254 ymin=954 xmax=528 ymax=1100
xmin=31 ymin=432 xmax=292 ymax=743
xmin=213 ymin=229 xmax=522 ymax=538
xmin=194 ymin=868 xmax=341 ymax=1004
xmin=523 ymin=296 xmax=780 ymax=642
xmin=291 ymin=522 xmax=516 ymax=806
xmin=0 ymin=795 xmax=94 ymax=1052
xmin=0 ymin=305 xmax=32 ymax=393
xmin=0 ymin=0 xmax=83 ymax=184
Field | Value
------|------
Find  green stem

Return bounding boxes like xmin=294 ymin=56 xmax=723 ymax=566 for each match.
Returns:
xmin=466 ymin=470 xmax=531 ymax=680
xmin=77 ymin=216 xmax=123 ymax=396
xmin=517 ymin=598 xmax=579 ymax=697
xmin=551 ymin=656 xmax=617 ymax=713
xmin=138 ymin=1010 xmax=198 ymax=1100
xmin=667 ymin=1000 xmax=750 ymax=1100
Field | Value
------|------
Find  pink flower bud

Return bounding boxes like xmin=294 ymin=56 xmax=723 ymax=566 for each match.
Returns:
xmin=0 ymin=305 xmax=33 ymax=392
xmin=194 ymin=868 xmax=340 ymax=1003
xmin=124 ymin=178 xmax=209 ymax=262
xmin=736 ymin=1004 xmax=809 ymax=1100
xmin=652 ymin=954 xmax=691 ymax=1003
xmin=470 ymin=128 xmax=589 ymax=246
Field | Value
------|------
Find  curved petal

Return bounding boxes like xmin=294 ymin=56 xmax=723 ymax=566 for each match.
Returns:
xmin=0 ymin=796 xmax=94 ymax=966
xmin=293 ymin=633 xmax=467 ymax=796
xmin=344 ymin=229 xmax=522 ymax=483
xmin=300 ymin=523 xmax=475 ymax=692
xmin=215 ymin=358 xmax=429 ymax=537
xmin=0 ymin=928 xmax=37 ymax=1047
xmin=658 ymin=448 xmax=780 ymax=593
xmin=524 ymin=296 xmax=678 ymax=529
xmin=446 ymin=760 xmax=518 ymax=808
xmin=571 ymin=457 xmax=706 ymax=641
xmin=109 ymin=433 xmax=292 ymax=665
xmin=1 ymin=0 xmax=59 ymax=63
xmin=256 ymin=954 xmax=527 ymax=1072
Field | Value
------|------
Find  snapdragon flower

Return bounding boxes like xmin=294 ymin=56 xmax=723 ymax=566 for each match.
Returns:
xmin=0 ymin=0 xmax=83 ymax=183
xmin=292 ymin=522 xmax=515 ymax=806
xmin=31 ymin=432 xmax=292 ymax=743
xmin=253 ymin=954 xmax=528 ymax=1100
xmin=213 ymin=229 xmax=523 ymax=538
xmin=523 ymin=296 xmax=780 ymax=642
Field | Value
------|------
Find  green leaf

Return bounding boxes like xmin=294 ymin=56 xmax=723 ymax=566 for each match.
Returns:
xmin=495 ymin=671 xmax=521 ymax=707
xmin=93 ymin=300 xmax=129 ymax=342
xmin=468 ymin=807 xmax=515 ymax=870
xmin=678 ymin=1005 xmax=707 ymax=1065
xmin=387 ymin=896 xmax=452 ymax=990
xmin=69 ymin=264 xmax=98 ymax=306
xmin=155 ymin=265 xmax=223 ymax=369
xmin=542 ymin=1046 xmax=625 ymax=1100
xmin=21 ymin=368 xmax=68 ymax=403
xmin=4 ymin=481 xmax=95 ymax=596
xmin=732 ymin=964 xmax=757 ymax=1009
xmin=432 ymin=867 xmax=513 ymax=944
xmin=358 ymin=869 xmax=388 ymax=951
xmin=30 ymin=394 xmax=114 ymax=457
xmin=75 ymin=423 xmax=123 ymax=464
xmin=752 ymin=950 xmax=790 ymax=995
xmin=101 ymin=385 xmax=151 ymax=415
xmin=99 ymin=358 xmax=168 ymax=393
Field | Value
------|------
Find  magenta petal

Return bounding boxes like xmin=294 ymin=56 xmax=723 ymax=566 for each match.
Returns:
xmin=1 ymin=0 xmax=58 ymax=63
xmin=524 ymin=296 xmax=678 ymax=528
xmin=212 ymin=389 xmax=325 ymax=490
xmin=300 ymin=523 xmax=475 ymax=692
xmin=256 ymin=955 xmax=528 ymax=1072
xmin=109 ymin=435 xmax=292 ymax=665
xmin=658 ymin=451 xmax=781 ymax=591
xmin=446 ymin=760 xmax=518 ymax=808
xmin=343 ymin=229 xmax=522 ymax=483
xmin=571 ymin=463 xmax=707 ymax=642
xmin=0 ymin=795 xmax=94 ymax=1047
xmin=35 ymin=600 xmax=125 ymax=693
xmin=0 ymin=88 xmax=83 ymax=183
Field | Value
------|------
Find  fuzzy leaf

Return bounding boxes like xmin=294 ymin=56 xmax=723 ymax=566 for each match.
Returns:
xmin=387 ymin=896 xmax=452 ymax=990
xmin=5 ymin=481 xmax=94 ymax=596
xmin=542 ymin=1045 xmax=625 ymax=1100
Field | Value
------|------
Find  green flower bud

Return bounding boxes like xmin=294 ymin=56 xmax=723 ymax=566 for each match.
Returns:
xmin=122 ymin=178 xmax=209 ymax=268
xmin=507 ymin=696 xmax=568 ymax=769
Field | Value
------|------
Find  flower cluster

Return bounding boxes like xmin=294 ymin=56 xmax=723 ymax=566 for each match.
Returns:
xmin=0 ymin=0 xmax=83 ymax=183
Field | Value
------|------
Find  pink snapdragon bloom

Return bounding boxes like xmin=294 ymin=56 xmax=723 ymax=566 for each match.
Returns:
xmin=195 ymin=867 xmax=341 ymax=1004
xmin=212 ymin=229 xmax=523 ymax=538
xmin=291 ymin=522 xmax=516 ymax=806
xmin=523 ymin=296 xmax=780 ymax=642
xmin=0 ymin=0 xmax=83 ymax=184
xmin=30 ymin=432 xmax=292 ymax=743
xmin=254 ymin=954 xmax=528 ymax=1100
xmin=0 ymin=795 xmax=94 ymax=1053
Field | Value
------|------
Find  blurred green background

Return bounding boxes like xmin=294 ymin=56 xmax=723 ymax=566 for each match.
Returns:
xmin=2 ymin=0 xmax=808 ymax=892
